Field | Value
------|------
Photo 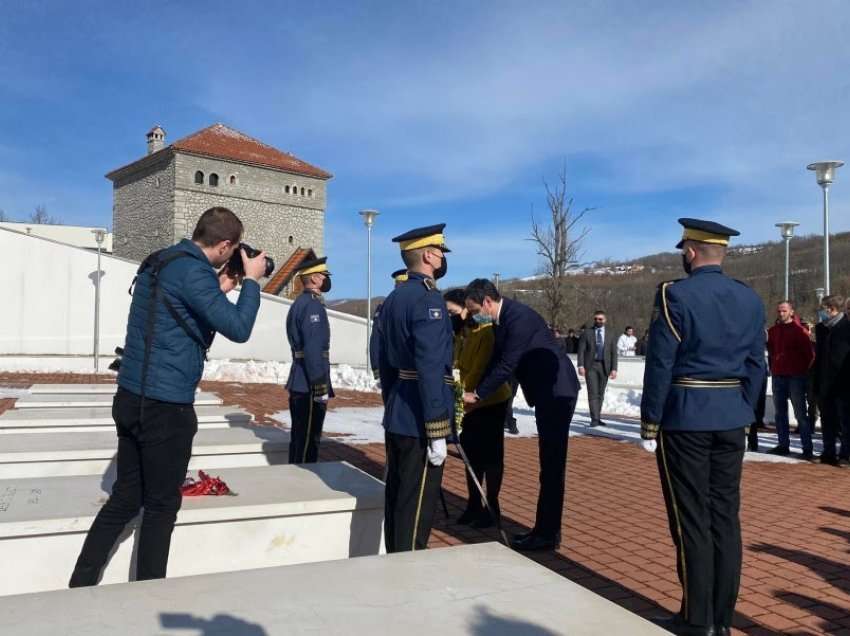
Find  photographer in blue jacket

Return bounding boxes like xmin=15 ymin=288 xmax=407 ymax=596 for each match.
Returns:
xmin=70 ymin=206 xmax=267 ymax=587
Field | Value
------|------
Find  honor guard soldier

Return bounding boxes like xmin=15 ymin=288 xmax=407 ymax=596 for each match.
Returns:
xmin=378 ymin=225 xmax=454 ymax=553
xmin=369 ymin=269 xmax=408 ymax=381
xmin=285 ymin=257 xmax=334 ymax=463
xmin=641 ymin=219 xmax=766 ymax=636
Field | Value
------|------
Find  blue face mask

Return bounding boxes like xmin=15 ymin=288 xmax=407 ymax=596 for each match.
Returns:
xmin=817 ymin=309 xmax=830 ymax=323
xmin=472 ymin=313 xmax=492 ymax=325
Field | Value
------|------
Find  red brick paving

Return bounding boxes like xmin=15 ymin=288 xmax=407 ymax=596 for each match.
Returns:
xmin=3 ymin=374 xmax=850 ymax=634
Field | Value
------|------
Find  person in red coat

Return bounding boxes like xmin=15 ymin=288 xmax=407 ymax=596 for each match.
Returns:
xmin=766 ymin=301 xmax=815 ymax=458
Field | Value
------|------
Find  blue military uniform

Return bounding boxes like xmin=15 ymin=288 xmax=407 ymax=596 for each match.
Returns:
xmin=285 ymin=257 xmax=334 ymax=463
xmin=641 ymin=219 xmax=766 ymax=636
xmin=369 ymin=269 xmax=408 ymax=381
xmin=378 ymin=225 xmax=454 ymax=553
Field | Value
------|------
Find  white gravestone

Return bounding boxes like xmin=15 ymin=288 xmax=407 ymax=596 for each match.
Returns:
xmin=0 ymin=462 xmax=385 ymax=596
xmin=13 ymin=392 xmax=223 ymax=408
xmin=0 ymin=543 xmax=667 ymax=635
xmin=0 ymin=405 xmax=251 ymax=433
xmin=0 ymin=426 xmax=290 ymax=478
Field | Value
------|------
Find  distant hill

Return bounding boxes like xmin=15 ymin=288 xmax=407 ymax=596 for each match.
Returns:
xmin=330 ymin=232 xmax=850 ymax=331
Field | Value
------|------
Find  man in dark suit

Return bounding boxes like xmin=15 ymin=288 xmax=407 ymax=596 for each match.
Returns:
xmin=576 ymin=310 xmax=618 ymax=426
xmin=462 ymin=279 xmax=580 ymax=551
xmin=812 ymin=294 xmax=850 ymax=465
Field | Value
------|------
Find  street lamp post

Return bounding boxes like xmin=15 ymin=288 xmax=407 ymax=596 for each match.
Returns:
xmin=807 ymin=161 xmax=843 ymax=295
xmin=92 ymin=228 xmax=106 ymax=373
xmin=775 ymin=221 xmax=799 ymax=300
xmin=359 ymin=209 xmax=379 ymax=368
xmin=493 ymin=273 xmax=501 ymax=290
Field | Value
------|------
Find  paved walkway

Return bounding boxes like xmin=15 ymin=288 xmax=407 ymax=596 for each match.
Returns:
xmin=3 ymin=374 xmax=849 ymax=635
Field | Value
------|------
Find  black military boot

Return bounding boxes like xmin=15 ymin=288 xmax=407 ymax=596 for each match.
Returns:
xmin=650 ymin=615 xmax=715 ymax=636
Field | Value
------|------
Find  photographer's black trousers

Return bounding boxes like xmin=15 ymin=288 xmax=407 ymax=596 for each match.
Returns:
xmin=288 ymin=392 xmax=326 ymax=464
xmin=69 ymin=388 xmax=197 ymax=586
xmin=384 ymin=431 xmax=444 ymax=553
xmin=656 ymin=428 xmax=745 ymax=629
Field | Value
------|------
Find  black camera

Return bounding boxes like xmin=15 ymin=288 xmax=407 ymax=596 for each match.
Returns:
xmin=227 ymin=243 xmax=275 ymax=279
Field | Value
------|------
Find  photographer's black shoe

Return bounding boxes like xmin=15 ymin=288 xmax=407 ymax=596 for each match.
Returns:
xmin=650 ymin=615 xmax=714 ymax=635
xmin=714 ymin=627 xmax=731 ymax=636
xmin=511 ymin=532 xmax=560 ymax=551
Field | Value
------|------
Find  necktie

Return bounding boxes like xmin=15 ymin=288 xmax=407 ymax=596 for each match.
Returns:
xmin=595 ymin=328 xmax=603 ymax=360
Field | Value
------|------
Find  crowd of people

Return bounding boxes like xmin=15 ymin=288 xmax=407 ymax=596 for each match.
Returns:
xmin=63 ymin=205 xmax=849 ymax=636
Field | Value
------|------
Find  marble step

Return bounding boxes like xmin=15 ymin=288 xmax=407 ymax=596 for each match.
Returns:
xmin=29 ymin=384 xmax=122 ymax=394
xmin=0 ymin=462 xmax=385 ymax=596
xmin=0 ymin=426 xmax=290 ymax=479
xmin=0 ymin=405 xmax=252 ymax=433
xmin=13 ymin=392 xmax=223 ymax=409
xmin=0 ymin=542 xmax=666 ymax=635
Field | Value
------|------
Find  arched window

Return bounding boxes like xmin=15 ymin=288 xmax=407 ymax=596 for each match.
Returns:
xmin=285 ymin=185 xmax=290 ymax=194
xmin=229 ymin=175 xmax=237 ymax=185
xmin=194 ymin=171 xmax=204 ymax=184
xmin=300 ymin=187 xmax=305 ymax=196
xmin=288 ymin=235 xmax=294 ymax=244
xmin=308 ymin=188 xmax=313 ymax=197
xmin=209 ymin=173 xmax=219 ymax=187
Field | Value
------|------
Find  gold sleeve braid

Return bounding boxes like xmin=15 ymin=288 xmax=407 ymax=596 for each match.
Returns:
xmin=425 ymin=417 xmax=451 ymax=439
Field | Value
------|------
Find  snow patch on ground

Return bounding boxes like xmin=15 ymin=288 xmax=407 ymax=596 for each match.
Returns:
xmin=203 ymin=360 xmax=378 ymax=392
xmin=272 ymin=391 xmax=815 ymax=465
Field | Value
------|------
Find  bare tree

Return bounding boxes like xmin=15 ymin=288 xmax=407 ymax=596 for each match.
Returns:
xmin=29 ymin=204 xmax=60 ymax=225
xmin=528 ymin=165 xmax=592 ymax=328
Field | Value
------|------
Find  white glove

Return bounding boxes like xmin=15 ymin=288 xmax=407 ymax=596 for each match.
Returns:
xmin=313 ymin=394 xmax=329 ymax=404
xmin=641 ymin=439 xmax=657 ymax=453
xmin=427 ymin=438 xmax=447 ymax=466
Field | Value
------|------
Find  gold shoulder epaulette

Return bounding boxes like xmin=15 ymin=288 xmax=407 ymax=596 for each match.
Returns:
xmin=660 ymin=281 xmax=682 ymax=342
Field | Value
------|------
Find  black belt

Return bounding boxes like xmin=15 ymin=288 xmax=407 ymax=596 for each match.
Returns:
xmin=293 ymin=350 xmax=329 ymax=359
xmin=672 ymin=377 xmax=741 ymax=388
xmin=398 ymin=369 xmax=454 ymax=385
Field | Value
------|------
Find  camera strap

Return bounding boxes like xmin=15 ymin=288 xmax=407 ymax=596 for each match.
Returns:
xmin=136 ymin=250 xmax=211 ymax=410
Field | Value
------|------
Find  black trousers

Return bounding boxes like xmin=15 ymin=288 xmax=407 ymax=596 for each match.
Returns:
xmin=384 ymin=431 xmax=444 ymax=553
xmin=504 ymin=378 xmax=519 ymax=428
xmin=585 ymin=361 xmax=608 ymax=423
xmin=820 ymin=394 xmax=850 ymax=460
xmin=532 ymin=397 xmax=576 ymax=538
xmin=69 ymin=388 xmax=197 ymax=586
xmin=657 ymin=428 xmax=745 ymax=629
xmin=459 ymin=401 xmax=507 ymax=516
xmin=288 ymin=392 xmax=327 ymax=464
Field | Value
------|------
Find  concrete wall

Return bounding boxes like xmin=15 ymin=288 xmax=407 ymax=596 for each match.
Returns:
xmin=0 ymin=228 xmax=366 ymax=364
xmin=0 ymin=223 xmax=113 ymax=252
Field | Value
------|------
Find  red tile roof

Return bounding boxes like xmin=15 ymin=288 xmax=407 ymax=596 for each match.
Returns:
xmin=172 ymin=124 xmax=332 ymax=179
xmin=263 ymin=247 xmax=316 ymax=296
xmin=107 ymin=123 xmax=332 ymax=181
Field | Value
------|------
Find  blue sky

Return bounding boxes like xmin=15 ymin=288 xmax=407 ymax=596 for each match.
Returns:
xmin=2 ymin=1 xmax=850 ymax=299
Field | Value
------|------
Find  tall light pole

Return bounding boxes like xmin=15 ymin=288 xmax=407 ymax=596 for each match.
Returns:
xmin=359 ymin=209 xmax=379 ymax=368
xmin=775 ymin=221 xmax=799 ymax=300
xmin=807 ymin=161 xmax=843 ymax=295
xmin=92 ymin=228 xmax=106 ymax=373
xmin=493 ymin=273 xmax=501 ymax=290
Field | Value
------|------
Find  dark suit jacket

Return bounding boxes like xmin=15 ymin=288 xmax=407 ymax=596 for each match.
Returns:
xmin=813 ymin=316 xmax=850 ymax=399
xmin=476 ymin=298 xmax=579 ymax=407
xmin=576 ymin=325 xmax=619 ymax=376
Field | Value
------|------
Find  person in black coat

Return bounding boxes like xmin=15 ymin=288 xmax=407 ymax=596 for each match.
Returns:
xmin=812 ymin=295 xmax=850 ymax=464
xmin=462 ymin=279 xmax=580 ymax=551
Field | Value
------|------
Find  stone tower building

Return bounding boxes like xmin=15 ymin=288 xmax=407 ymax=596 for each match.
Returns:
xmin=107 ymin=124 xmax=332 ymax=273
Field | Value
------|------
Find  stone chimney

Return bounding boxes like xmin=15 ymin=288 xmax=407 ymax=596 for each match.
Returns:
xmin=146 ymin=125 xmax=166 ymax=155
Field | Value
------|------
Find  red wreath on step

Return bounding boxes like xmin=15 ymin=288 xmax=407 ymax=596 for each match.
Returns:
xmin=181 ymin=470 xmax=232 ymax=496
